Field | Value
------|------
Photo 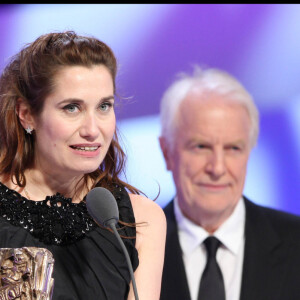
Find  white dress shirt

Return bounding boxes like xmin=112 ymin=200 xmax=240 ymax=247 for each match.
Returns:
xmin=174 ymin=196 xmax=245 ymax=300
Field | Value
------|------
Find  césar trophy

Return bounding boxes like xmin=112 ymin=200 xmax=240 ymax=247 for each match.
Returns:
xmin=0 ymin=247 xmax=54 ymax=300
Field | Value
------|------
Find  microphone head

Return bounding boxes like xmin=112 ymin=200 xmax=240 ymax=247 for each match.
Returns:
xmin=86 ymin=187 xmax=119 ymax=228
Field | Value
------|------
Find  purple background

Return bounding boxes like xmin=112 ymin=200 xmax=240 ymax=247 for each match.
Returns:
xmin=1 ymin=4 xmax=300 ymax=214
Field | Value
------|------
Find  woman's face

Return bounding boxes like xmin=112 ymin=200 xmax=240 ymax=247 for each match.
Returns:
xmin=32 ymin=65 xmax=116 ymax=178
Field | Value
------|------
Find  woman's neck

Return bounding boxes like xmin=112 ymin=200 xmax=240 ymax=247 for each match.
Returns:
xmin=4 ymin=169 xmax=90 ymax=203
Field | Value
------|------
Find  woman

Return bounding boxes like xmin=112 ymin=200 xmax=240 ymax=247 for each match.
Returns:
xmin=0 ymin=31 xmax=166 ymax=299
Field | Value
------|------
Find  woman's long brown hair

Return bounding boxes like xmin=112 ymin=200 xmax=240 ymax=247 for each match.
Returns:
xmin=0 ymin=31 xmax=142 ymax=212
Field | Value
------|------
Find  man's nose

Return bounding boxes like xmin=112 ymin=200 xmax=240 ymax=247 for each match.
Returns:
xmin=205 ymin=149 xmax=226 ymax=178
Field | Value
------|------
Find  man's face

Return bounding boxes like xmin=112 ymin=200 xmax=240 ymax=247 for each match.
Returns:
xmin=160 ymin=93 xmax=252 ymax=230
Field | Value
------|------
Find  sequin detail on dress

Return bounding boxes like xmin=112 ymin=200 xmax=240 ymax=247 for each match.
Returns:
xmin=0 ymin=183 xmax=97 ymax=245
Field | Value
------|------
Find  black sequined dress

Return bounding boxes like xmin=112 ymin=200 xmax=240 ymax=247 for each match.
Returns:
xmin=0 ymin=182 xmax=139 ymax=300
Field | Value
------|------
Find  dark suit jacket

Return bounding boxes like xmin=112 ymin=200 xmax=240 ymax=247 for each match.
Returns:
xmin=160 ymin=197 xmax=300 ymax=300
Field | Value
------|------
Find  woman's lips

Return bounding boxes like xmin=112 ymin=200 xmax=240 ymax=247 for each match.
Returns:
xmin=69 ymin=144 xmax=101 ymax=157
xmin=70 ymin=145 xmax=100 ymax=151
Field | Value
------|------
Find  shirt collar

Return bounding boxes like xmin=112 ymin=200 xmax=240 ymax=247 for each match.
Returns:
xmin=174 ymin=196 xmax=245 ymax=256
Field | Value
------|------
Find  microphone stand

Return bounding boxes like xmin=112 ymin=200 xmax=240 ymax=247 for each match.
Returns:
xmin=108 ymin=220 xmax=139 ymax=300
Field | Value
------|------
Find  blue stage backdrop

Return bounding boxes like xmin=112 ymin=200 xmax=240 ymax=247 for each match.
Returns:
xmin=1 ymin=4 xmax=300 ymax=214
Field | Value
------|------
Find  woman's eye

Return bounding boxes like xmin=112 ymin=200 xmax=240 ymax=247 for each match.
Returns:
xmin=63 ymin=104 xmax=79 ymax=113
xmin=99 ymin=102 xmax=113 ymax=112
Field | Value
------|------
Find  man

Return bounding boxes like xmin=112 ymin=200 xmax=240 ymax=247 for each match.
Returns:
xmin=159 ymin=67 xmax=300 ymax=300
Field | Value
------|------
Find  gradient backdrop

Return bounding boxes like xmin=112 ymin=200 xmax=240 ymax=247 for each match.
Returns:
xmin=1 ymin=4 xmax=300 ymax=214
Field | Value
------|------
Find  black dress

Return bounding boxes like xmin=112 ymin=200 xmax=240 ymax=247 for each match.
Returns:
xmin=0 ymin=182 xmax=139 ymax=300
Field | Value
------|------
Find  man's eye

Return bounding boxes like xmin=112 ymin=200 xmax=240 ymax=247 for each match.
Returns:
xmin=197 ymin=144 xmax=208 ymax=149
xmin=227 ymin=145 xmax=241 ymax=151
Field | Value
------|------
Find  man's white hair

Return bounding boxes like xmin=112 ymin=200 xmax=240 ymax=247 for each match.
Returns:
xmin=159 ymin=66 xmax=259 ymax=149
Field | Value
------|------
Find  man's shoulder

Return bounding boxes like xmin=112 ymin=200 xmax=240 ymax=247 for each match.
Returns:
xmin=162 ymin=200 xmax=175 ymax=219
xmin=245 ymin=197 xmax=300 ymax=220
xmin=163 ymin=199 xmax=173 ymax=210
xmin=244 ymin=197 xmax=300 ymax=236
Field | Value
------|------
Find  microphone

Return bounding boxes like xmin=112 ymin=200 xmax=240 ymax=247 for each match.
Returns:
xmin=86 ymin=187 xmax=139 ymax=300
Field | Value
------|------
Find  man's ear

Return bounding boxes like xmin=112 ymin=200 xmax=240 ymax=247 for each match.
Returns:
xmin=159 ymin=136 xmax=173 ymax=171
xmin=16 ymin=98 xmax=35 ymax=131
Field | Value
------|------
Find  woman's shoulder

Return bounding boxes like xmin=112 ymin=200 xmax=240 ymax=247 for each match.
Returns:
xmin=126 ymin=194 xmax=166 ymax=300
xmin=129 ymin=194 xmax=166 ymax=221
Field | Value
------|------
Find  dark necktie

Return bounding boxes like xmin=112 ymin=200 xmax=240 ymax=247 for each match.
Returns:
xmin=197 ymin=236 xmax=226 ymax=300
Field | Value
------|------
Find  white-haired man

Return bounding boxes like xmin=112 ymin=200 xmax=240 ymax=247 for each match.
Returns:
xmin=159 ymin=67 xmax=300 ymax=300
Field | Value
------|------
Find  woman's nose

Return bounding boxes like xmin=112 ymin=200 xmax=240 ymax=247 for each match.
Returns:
xmin=79 ymin=113 xmax=99 ymax=140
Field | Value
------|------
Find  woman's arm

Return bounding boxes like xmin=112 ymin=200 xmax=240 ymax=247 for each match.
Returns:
xmin=128 ymin=194 xmax=167 ymax=300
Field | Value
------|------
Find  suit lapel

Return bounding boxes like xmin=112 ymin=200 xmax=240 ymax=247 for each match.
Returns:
xmin=161 ymin=200 xmax=191 ymax=300
xmin=240 ymin=198 xmax=291 ymax=300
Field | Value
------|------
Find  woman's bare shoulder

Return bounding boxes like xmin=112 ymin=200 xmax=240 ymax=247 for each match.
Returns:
xmin=127 ymin=193 xmax=166 ymax=300
xmin=129 ymin=193 xmax=166 ymax=224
